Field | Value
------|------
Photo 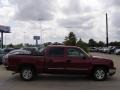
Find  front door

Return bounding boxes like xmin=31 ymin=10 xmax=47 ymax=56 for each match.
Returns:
xmin=65 ymin=47 xmax=92 ymax=74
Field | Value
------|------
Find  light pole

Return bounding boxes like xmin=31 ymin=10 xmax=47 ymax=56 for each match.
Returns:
xmin=38 ymin=18 xmax=44 ymax=45
xmin=41 ymin=29 xmax=47 ymax=44
xmin=4 ymin=33 xmax=6 ymax=48
xmin=24 ymin=31 xmax=26 ymax=46
xmin=38 ymin=18 xmax=52 ymax=44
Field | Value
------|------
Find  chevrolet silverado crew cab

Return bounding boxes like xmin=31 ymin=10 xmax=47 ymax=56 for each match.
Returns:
xmin=3 ymin=45 xmax=116 ymax=81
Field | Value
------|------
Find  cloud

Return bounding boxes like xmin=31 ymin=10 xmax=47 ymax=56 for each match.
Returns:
xmin=62 ymin=0 xmax=81 ymax=15
xmin=10 ymin=0 xmax=56 ymax=21
xmin=112 ymin=12 xmax=120 ymax=28
xmin=2 ymin=0 xmax=120 ymax=45
xmin=105 ymin=0 xmax=120 ymax=6
xmin=58 ymin=15 xmax=94 ymax=31
xmin=62 ymin=0 xmax=93 ymax=15
xmin=57 ymin=0 xmax=96 ymax=41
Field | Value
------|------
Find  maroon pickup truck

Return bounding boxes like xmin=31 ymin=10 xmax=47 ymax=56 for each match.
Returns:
xmin=3 ymin=45 xmax=116 ymax=81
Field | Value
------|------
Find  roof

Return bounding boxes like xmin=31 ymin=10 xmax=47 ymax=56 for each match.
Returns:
xmin=47 ymin=45 xmax=78 ymax=48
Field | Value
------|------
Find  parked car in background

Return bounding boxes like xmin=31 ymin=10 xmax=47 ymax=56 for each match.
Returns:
xmin=0 ymin=49 xmax=4 ymax=64
xmin=21 ymin=47 xmax=39 ymax=55
xmin=89 ymin=47 xmax=98 ymax=52
xmin=106 ymin=46 xmax=116 ymax=54
xmin=3 ymin=48 xmax=14 ymax=54
xmin=102 ymin=47 xmax=109 ymax=53
xmin=114 ymin=46 xmax=120 ymax=55
xmin=98 ymin=47 xmax=103 ymax=52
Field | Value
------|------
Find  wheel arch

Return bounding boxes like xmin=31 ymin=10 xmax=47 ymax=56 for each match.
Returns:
xmin=92 ymin=65 xmax=109 ymax=73
xmin=17 ymin=63 xmax=37 ymax=73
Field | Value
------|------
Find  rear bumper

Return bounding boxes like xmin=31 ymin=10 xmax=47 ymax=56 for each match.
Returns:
xmin=108 ymin=67 xmax=116 ymax=76
xmin=4 ymin=66 xmax=16 ymax=71
xmin=4 ymin=66 xmax=10 ymax=70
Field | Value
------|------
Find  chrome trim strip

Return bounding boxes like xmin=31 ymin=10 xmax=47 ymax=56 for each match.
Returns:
xmin=48 ymin=68 xmax=64 ymax=70
xmin=48 ymin=68 xmax=88 ymax=71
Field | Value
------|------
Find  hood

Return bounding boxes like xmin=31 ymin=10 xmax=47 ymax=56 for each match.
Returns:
xmin=92 ymin=56 xmax=113 ymax=63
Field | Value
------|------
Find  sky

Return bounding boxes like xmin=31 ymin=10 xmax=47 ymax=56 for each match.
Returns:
xmin=0 ymin=0 xmax=120 ymax=45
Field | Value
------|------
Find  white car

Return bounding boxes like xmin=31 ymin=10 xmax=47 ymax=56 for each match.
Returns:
xmin=114 ymin=49 xmax=120 ymax=55
xmin=102 ymin=47 xmax=109 ymax=53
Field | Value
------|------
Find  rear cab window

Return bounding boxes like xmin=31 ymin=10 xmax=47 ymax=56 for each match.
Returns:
xmin=48 ymin=47 xmax=65 ymax=57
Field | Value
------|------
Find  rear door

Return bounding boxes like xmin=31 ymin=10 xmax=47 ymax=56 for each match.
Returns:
xmin=45 ymin=47 xmax=66 ymax=73
xmin=65 ymin=47 xmax=92 ymax=74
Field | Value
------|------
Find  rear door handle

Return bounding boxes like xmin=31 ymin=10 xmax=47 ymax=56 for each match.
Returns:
xmin=67 ymin=60 xmax=71 ymax=63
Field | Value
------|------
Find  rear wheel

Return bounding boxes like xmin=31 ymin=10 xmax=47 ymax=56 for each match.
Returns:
xmin=20 ymin=66 xmax=36 ymax=81
xmin=92 ymin=67 xmax=107 ymax=81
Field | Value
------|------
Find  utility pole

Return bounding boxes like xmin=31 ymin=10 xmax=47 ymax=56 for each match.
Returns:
xmin=24 ymin=32 xmax=26 ymax=46
xmin=106 ymin=13 xmax=109 ymax=47
xmin=1 ymin=32 xmax=3 ymax=48
xmin=38 ymin=18 xmax=43 ymax=45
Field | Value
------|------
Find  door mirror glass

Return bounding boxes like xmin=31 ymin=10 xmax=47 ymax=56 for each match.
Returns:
xmin=89 ymin=54 xmax=92 ymax=57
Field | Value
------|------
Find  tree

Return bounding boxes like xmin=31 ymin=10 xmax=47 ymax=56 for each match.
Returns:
xmin=98 ymin=41 xmax=105 ymax=47
xmin=44 ymin=42 xmax=52 ymax=47
xmin=14 ymin=43 xmax=23 ymax=48
xmin=76 ymin=38 xmax=89 ymax=52
xmin=63 ymin=32 xmax=77 ymax=46
xmin=109 ymin=41 xmax=120 ymax=46
xmin=88 ymin=39 xmax=97 ymax=47
xmin=7 ymin=43 xmax=14 ymax=48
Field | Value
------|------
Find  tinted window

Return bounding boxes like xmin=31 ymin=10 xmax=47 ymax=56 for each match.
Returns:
xmin=67 ymin=48 xmax=84 ymax=57
xmin=48 ymin=47 xmax=64 ymax=56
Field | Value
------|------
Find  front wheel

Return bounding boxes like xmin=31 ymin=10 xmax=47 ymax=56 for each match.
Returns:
xmin=20 ymin=67 xmax=36 ymax=81
xmin=92 ymin=67 xmax=107 ymax=81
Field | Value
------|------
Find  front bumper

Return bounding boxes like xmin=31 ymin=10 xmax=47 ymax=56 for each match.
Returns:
xmin=108 ymin=68 xmax=116 ymax=76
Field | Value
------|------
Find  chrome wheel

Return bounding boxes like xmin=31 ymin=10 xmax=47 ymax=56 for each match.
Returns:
xmin=93 ymin=67 xmax=107 ymax=81
xmin=20 ymin=67 xmax=35 ymax=81
xmin=22 ymin=69 xmax=33 ymax=80
xmin=95 ymin=69 xmax=105 ymax=80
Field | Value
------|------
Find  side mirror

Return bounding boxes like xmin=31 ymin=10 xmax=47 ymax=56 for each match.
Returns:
xmin=80 ymin=54 xmax=86 ymax=59
xmin=89 ymin=54 xmax=92 ymax=57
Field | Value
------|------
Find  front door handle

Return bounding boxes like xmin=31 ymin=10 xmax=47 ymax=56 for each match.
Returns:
xmin=48 ymin=59 xmax=53 ymax=63
xmin=67 ymin=60 xmax=71 ymax=63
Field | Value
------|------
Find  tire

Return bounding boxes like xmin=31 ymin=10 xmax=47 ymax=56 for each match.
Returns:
xmin=92 ymin=67 xmax=107 ymax=81
xmin=20 ymin=66 xmax=36 ymax=81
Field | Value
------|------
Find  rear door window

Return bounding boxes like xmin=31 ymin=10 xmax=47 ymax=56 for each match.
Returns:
xmin=48 ymin=47 xmax=64 ymax=56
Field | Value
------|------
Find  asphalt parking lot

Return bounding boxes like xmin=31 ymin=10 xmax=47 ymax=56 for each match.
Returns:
xmin=0 ymin=53 xmax=120 ymax=90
